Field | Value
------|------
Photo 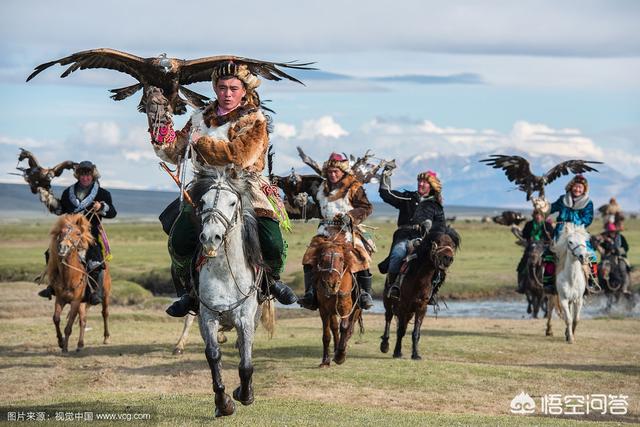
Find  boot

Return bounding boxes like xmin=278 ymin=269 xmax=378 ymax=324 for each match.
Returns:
xmin=298 ymin=266 xmax=318 ymax=310
xmin=268 ymin=274 xmax=298 ymax=305
xmin=356 ymin=270 xmax=373 ymax=310
xmin=88 ymin=270 xmax=104 ymax=306
xmin=38 ymin=285 xmax=55 ymax=299
xmin=387 ymin=273 xmax=403 ymax=300
xmin=166 ymin=263 xmax=198 ymax=317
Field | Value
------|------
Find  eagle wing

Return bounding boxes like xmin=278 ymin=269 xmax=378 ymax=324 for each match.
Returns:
xmin=479 ymin=154 xmax=537 ymax=194
xmin=179 ymin=55 xmax=315 ymax=86
xmin=26 ymin=48 xmax=153 ymax=83
xmin=48 ymin=160 xmax=78 ymax=178
xmin=296 ymin=146 xmax=323 ymax=175
xmin=543 ymin=159 xmax=603 ymax=185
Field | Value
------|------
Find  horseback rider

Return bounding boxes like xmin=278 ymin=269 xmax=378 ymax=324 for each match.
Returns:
xmin=515 ymin=209 xmax=554 ymax=294
xmin=146 ymin=61 xmax=297 ymax=317
xmin=298 ymin=152 xmax=375 ymax=310
xmin=598 ymin=222 xmax=632 ymax=295
xmin=379 ymin=169 xmax=446 ymax=301
xmin=543 ymin=174 xmax=599 ymax=293
xmin=37 ymin=161 xmax=117 ymax=305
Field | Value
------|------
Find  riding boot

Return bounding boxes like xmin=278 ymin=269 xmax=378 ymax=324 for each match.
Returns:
xmin=387 ymin=273 xmax=403 ymax=300
xmin=356 ymin=270 xmax=374 ymax=310
xmin=266 ymin=274 xmax=298 ymax=305
xmin=298 ymin=265 xmax=318 ymax=310
xmin=166 ymin=262 xmax=198 ymax=318
xmin=38 ymin=286 xmax=55 ymax=299
xmin=88 ymin=270 xmax=104 ymax=306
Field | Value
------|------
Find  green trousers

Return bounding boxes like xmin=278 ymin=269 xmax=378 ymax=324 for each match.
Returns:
xmin=169 ymin=204 xmax=287 ymax=280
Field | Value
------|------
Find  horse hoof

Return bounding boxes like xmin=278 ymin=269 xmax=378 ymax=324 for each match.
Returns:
xmin=319 ymin=362 xmax=330 ymax=368
xmin=214 ymin=394 xmax=235 ymax=417
xmin=233 ymin=386 xmax=254 ymax=406
xmin=76 ymin=347 xmax=83 ymax=353
xmin=103 ymin=337 xmax=110 ymax=345
xmin=411 ymin=354 xmax=422 ymax=361
xmin=545 ymin=331 xmax=553 ymax=336
xmin=217 ymin=332 xmax=227 ymax=344
xmin=527 ymin=306 xmax=532 ymax=314
xmin=380 ymin=340 xmax=389 ymax=354
xmin=393 ymin=352 xmax=402 ymax=359
xmin=172 ymin=348 xmax=184 ymax=356
xmin=333 ymin=352 xmax=346 ymax=365
xmin=62 ymin=348 xmax=68 ymax=354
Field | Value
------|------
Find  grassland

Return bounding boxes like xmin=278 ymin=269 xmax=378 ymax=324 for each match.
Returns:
xmin=2 ymin=217 xmax=639 ymax=299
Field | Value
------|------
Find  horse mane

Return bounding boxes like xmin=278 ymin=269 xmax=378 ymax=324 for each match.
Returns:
xmin=316 ymin=234 xmax=358 ymax=271
xmin=408 ymin=226 xmax=461 ymax=275
xmin=190 ymin=169 xmax=263 ymax=269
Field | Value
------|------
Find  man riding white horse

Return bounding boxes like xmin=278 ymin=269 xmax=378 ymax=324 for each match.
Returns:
xmin=298 ymin=152 xmax=375 ymax=310
xmin=378 ymin=169 xmax=446 ymax=302
xmin=37 ymin=161 xmax=117 ymax=305
xmin=542 ymin=174 xmax=599 ymax=294
xmin=146 ymin=61 xmax=297 ymax=317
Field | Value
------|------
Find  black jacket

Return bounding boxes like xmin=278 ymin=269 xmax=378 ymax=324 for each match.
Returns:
xmin=379 ymin=187 xmax=422 ymax=227
xmin=59 ymin=183 xmax=117 ymax=238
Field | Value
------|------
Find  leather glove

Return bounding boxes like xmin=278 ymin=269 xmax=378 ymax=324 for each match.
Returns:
xmin=145 ymin=86 xmax=173 ymax=132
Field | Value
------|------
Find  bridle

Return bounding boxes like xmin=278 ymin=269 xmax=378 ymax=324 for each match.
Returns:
xmin=429 ymin=240 xmax=455 ymax=270
xmin=197 ymin=180 xmax=241 ymax=237
xmin=57 ymin=224 xmax=85 ymax=258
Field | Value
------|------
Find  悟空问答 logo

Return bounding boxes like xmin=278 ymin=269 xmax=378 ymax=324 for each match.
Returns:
xmin=510 ymin=392 xmax=536 ymax=414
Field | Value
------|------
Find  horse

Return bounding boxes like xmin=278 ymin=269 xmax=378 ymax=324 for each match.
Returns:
xmin=519 ymin=241 xmax=547 ymax=318
xmin=380 ymin=227 xmax=460 ymax=360
xmin=189 ymin=168 xmax=275 ymax=417
xmin=313 ymin=232 xmax=363 ymax=367
xmin=596 ymin=241 xmax=632 ymax=311
xmin=545 ymin=223 xmax=589 ymax=343
xmin=47 ymin=213 xmax=111 ymax=352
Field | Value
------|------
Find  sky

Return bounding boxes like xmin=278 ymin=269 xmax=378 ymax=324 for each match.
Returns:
xmin=1 ymin=0 xmax=639 ymax=199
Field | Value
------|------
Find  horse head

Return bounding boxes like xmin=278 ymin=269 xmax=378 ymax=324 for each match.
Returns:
xmin=425 ymin=227 xmax=460 ymax=271
xmin=553 ymin=222 xmax=590 ymax=265
xmin=52 ymin=214 xmax=93 ymax=259
xmin=315 ymin=235 xmax=355 ymax=296
xmin=191 ymin=167 xmax=248 ymax=258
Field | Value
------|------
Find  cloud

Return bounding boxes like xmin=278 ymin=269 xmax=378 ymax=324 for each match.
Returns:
xmin=272 ymin=122 xmax=297 ymax=139
xmin=0 ymin=135 xmax=49 ymax=148
xmin=299 ymin=116 xmax=348 ymax=139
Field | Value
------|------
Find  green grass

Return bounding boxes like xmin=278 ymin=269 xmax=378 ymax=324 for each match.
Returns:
xmin=3 ymin=218 xmax=639 ymax=299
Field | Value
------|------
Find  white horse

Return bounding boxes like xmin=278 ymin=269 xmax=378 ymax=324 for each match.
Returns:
xmin=190 ymin=168 xmax=274 ymax=417
xmin=546 ymin=222 xmax=590 ymax=343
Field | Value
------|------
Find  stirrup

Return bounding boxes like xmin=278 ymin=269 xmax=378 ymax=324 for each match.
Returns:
xmin=298 ymin=291 xmax=318 ymax=310
xmin=387 ymin=284 xmax=400 ymax=300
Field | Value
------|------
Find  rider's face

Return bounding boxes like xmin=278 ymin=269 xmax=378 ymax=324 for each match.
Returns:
xmin=326 ymin=168 xmax=345 ymax=184
xmin=417 ymin=179 xmax=431 ymax=196
xmin=78 ymin=172 xmax=93 ymax=187
xmin=571 ymin=183 xmax=585 ymax=197
xmin=214 ymin=77 xmax=246 ymax=111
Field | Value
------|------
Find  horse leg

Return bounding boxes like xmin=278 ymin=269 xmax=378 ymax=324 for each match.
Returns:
xmin=411 ymin=309 xmax=425 ymax=360
xmin=334 ymin=316 xmax=351 ymax=365
xmin=173 ymin=313 xmax=196 ymax=355
xmin=199 ymin=315 xmax=235 ymax=417
xmin=102 ymin=272 xmax=111 ymax=344
xmin=545 ymin=295 xmax=555 ymax=337
xmin=63 ymin=300 xmax=81 ymax=353
xmin=232 ymin=312 xmax=256 ymax=406
xmin=380 ymin=298 xmax=393 ymax=354
xmin=393 ymin=313 xmax=409 ymax=358
xmin=53 ymin=300 xmax=64 ymax=349
xmin=559 ymin=299 xmax=573 ymax=344
xmin=572 ymin=296 xmax=583 ymax=338
xmin=76 ymin=303 xmax=87 ymax=351
xmin=319 ymin=308 xmax=332 ymax=367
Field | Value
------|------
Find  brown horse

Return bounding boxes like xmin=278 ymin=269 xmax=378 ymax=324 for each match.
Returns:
xmin=520 ymin=241 xmax=547 ymax=318
xmin=314 ymin=233 xmax=363 ymax=367
xmin=47 ymin=214 xmax=111 ymax=352
xmin=380 ymin=228 xmax=460 ymax=360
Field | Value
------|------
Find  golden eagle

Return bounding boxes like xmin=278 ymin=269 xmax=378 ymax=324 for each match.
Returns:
xmin=26 ymin=48 xmax=315 ymax=115
xmin=16 ymin=148 xmax=77 ymax=193
xmin=480 ymin=154 xmax=602 ymax=200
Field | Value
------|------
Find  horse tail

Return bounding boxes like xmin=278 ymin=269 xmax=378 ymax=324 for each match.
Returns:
xmin=260 ymin=299 xmax=276 ymax=339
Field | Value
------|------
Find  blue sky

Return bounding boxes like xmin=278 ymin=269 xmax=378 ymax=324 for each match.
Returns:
xmin=1 ymin=0 xmax=639 ymax=193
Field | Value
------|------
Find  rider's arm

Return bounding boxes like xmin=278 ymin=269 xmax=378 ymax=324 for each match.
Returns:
xmin=192 ymin=111 xmax=269 ymax=171
xmin=149 ymin=119 xmax=191 ymax=165
xmin=378 ymin=174 xmax=411 ymax=208
xmin=96 ymin=189 xmax=117 ymax=219
xmin=549 ymin=196 xmax=563 ymax=214
xmin=579 ymin=200 xmax=594 ymax=227
xmin=521 ymin=221 xmax=533 ymax=240
xmin=347 ymin=185 xmax=373 ymax=225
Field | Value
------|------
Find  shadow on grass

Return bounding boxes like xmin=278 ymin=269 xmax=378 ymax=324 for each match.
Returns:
xmin=0 ymin=343 xmax=170 ymax=359
xmin=523 ymin=363 xmax=640 ymax=376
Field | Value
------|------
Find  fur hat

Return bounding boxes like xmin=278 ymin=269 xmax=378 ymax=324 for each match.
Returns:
xmin=322 ymin=152 xmax=351 ymax=176
xmin=74 ymin=160 xmax=100 ymax=180
xmin=565 ymin=174 xmax=588 ymax=193
xmin=417 ymin=170 xmax=442 ymax=195
xmin=211 ymin=61 xmax=261 ymax=90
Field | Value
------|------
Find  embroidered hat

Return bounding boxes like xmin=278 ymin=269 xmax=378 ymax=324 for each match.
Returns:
xmin=565 ymin=174 xmax=589 ymax=193
xmin=211 ymin=61 xmax=261 ymax=90
xmin=417 ymin=170 xmax=442 ymax=195
xmin=322 ymin=152 xmax=350 ymax=175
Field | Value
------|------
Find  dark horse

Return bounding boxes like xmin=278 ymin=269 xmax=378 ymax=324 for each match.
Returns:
xmin=380 ymin=227 xmax=460 ymax=360
xmin=597 ymin=244 xmax=632 ymax=310
xmin=519 ymin=241 xmax=547 ymax=318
